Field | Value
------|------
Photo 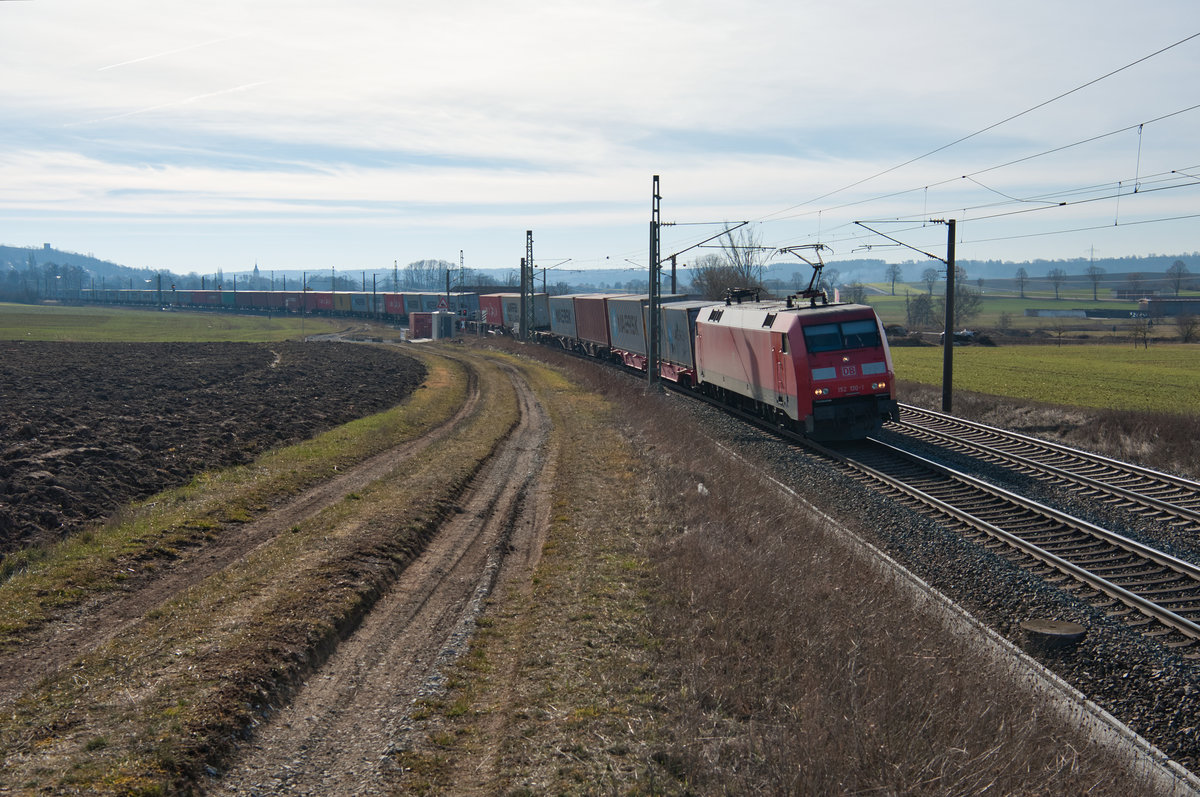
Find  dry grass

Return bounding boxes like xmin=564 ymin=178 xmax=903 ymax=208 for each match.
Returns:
xmin=387 ymin=346 xmax=680 ymax=794
xmin=410 ymin=340 xmax=1156 ymax=795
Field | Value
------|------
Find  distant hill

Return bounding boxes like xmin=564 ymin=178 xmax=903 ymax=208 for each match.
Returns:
xmin=2 ymin=243 xmax=1196 ymax=295
xmin=0 ymin=244 xmax=162 ymax=288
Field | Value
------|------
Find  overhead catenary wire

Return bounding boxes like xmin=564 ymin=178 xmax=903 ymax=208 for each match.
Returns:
xmin=755 ymin=31 xmax=1200 ymax=227
xmin=769 ymin=162 xmax=1200 ymax=259
xmin=762 ymin=101 xmax=1200 ymax=232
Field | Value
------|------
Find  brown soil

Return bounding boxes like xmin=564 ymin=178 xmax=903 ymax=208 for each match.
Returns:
xmin=0 ymin=358 xmax=480 ymax=710
xmin=0 ymin=341 xmax=425 ymax=555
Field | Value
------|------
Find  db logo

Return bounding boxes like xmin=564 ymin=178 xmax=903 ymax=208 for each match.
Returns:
xmin=841 ymin=365 xmax=857 ymax=377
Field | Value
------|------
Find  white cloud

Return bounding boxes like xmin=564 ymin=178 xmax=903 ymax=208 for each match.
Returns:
xmin=1 ymin=0 xmax=1198 ymax=269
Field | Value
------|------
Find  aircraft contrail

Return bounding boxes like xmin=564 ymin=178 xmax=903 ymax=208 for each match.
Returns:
xmin=65 ymin=80 xmax=273 ymax=127
xmin=98 ymin=34 xmax=246 ymax=71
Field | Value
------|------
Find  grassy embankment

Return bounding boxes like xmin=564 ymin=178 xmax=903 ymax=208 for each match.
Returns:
xmin=388 ymin=340 xmax=1153 ymax=795
xmin=0 ymin=302 xmax=345 ymax=342
xmin=0 ymin=345 xmax=520 ymax=793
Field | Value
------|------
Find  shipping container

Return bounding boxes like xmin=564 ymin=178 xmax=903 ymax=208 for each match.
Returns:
xmin=311 ymin=291 xmax=334 ymax=312
xmin=608 ymin=294 xmax=690 ymax=357
xmin=549 ymin=295 xmax=581 ymax=339
xmin=498 ymin=293 xmax=549 ymax=330
xmin=448 ymin=292 xmax=479 ymax=318
xmin=657 ymin=300 xmax=719 ymax=382
xmin=574 ymin=294 xmax=626 ymax=347
xmin=384 ymin=292 xmax=406 ymax=316
xmin=479 ymin=294 xmax=505 ymax=327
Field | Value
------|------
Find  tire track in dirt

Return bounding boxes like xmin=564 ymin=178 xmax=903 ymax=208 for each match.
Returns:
xmin=0 ymin=362 xmax=481 ymax=710
xmin=205 ymin=364 xmax=553 ymax=796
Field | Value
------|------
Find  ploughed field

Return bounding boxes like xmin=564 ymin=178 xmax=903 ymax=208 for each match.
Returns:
xmin=0 ymin=341 xmax=424 ymax=554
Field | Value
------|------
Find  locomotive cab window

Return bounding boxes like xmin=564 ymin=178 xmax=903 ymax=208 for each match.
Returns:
xmin=803 ymin=319 xmax=881 ymax=353
xmin=802 ymin=323 xmax=842 ymax=353
xmin=841 ymin=319 xmax=881 ymax=349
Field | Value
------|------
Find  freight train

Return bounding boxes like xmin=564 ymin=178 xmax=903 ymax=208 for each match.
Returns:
xmin=77 ymin=282 xmax=897 ymax=441
xmin=535 ymin=290 xmax=898 ymax=441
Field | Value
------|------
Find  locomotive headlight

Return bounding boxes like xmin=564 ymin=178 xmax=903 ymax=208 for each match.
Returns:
xmin=813 ymin=387 xmax=829 ymax=397
xmin=871 ymin=381 xmax=888 ymax=391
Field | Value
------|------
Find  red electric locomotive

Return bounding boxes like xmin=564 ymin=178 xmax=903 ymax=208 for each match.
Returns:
xmin=694 ymin=293 xmax=898 ymax=441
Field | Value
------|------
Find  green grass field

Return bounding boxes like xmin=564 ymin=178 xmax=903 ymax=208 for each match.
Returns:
xmin=0 ymin=303 xmax=345 ymax=342
xmin=892 ymin=344 xmax=1200 ymax=414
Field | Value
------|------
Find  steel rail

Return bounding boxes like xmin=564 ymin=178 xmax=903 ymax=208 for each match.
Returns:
xmin=897 ymin=402 xmax=1200 ymax=501
xmin=816 ymin=437 xmax=1200 ymax=644
xmin=889 ymin=421 xmax=1200 ymax=531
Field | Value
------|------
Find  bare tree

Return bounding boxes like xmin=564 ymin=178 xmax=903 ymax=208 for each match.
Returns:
xmin=689 ymin=253 xmax=740 ymax=300
xmin=1047 ymin=267 xmax=1067 ymax=300
xmin=1050 ymin=318 xmax=1069 ymax=346
xmin=1177 ymin=313 xmax=1199 ymax=343
xmin=1127 ymin=272 xmax=1145 ymax=297
xmin=716 ymin=225 xmax=769 ymax=289
xmin=844 ymin=283 xmax=868 ymax=304
xmin=885 ymin=263 xmax=903 ymax=295
xmin=935 ymin=279 xmax=983 ymax=327
xmin=1015 ymin=266 xmax=1029 ymax=298
xmin=1167 ymin=260 xmax=1191 ymax=296
xmin=820 ymin=268 xmax=841 ymax=299
xmin=402 ymin=259 xmax=455 ymax=290
xmin=1131 ymin=317 xmax=1151 ymax=349
xmin=922 ymin=267 xmax=940 ymax=295
xmin=906 ymin=292 xmax=935 ymax=328
xmin=1086 ymin=264 xmax=1106 ymax=300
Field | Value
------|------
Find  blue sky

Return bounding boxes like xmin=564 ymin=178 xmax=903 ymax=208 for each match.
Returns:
xmin=2 ymin=0 xmax=1198 ymax=279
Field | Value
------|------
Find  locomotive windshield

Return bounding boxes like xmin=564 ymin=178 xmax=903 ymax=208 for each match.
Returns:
xmin=802 ymin=318 xmax=881 ymax=353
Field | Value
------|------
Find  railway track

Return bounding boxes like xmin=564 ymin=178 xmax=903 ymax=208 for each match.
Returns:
xmin=822 ymin=436 xmax=1200 ymax=653
xmin=891 ymin=403 xmax=1200 ymax=535
xmin=665 ymin=383 xmax=1200 ymax=653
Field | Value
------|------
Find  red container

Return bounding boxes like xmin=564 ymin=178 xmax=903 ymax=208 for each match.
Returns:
xmin=410 ymin=312 xmax=433 ymax=338
xmin=479 ymin=294 xmax=506 ymax=327
xmin=575 ymin=294 xmax=625 ymax=346
xmin=384 ymin=293 xmax=406 ymax=316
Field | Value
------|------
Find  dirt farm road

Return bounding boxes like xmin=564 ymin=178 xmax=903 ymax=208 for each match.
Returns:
xmin=0 ymin=346 xmax=564 ymax=794
xmin=206 ymin=363 xmax=552 ymax=794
